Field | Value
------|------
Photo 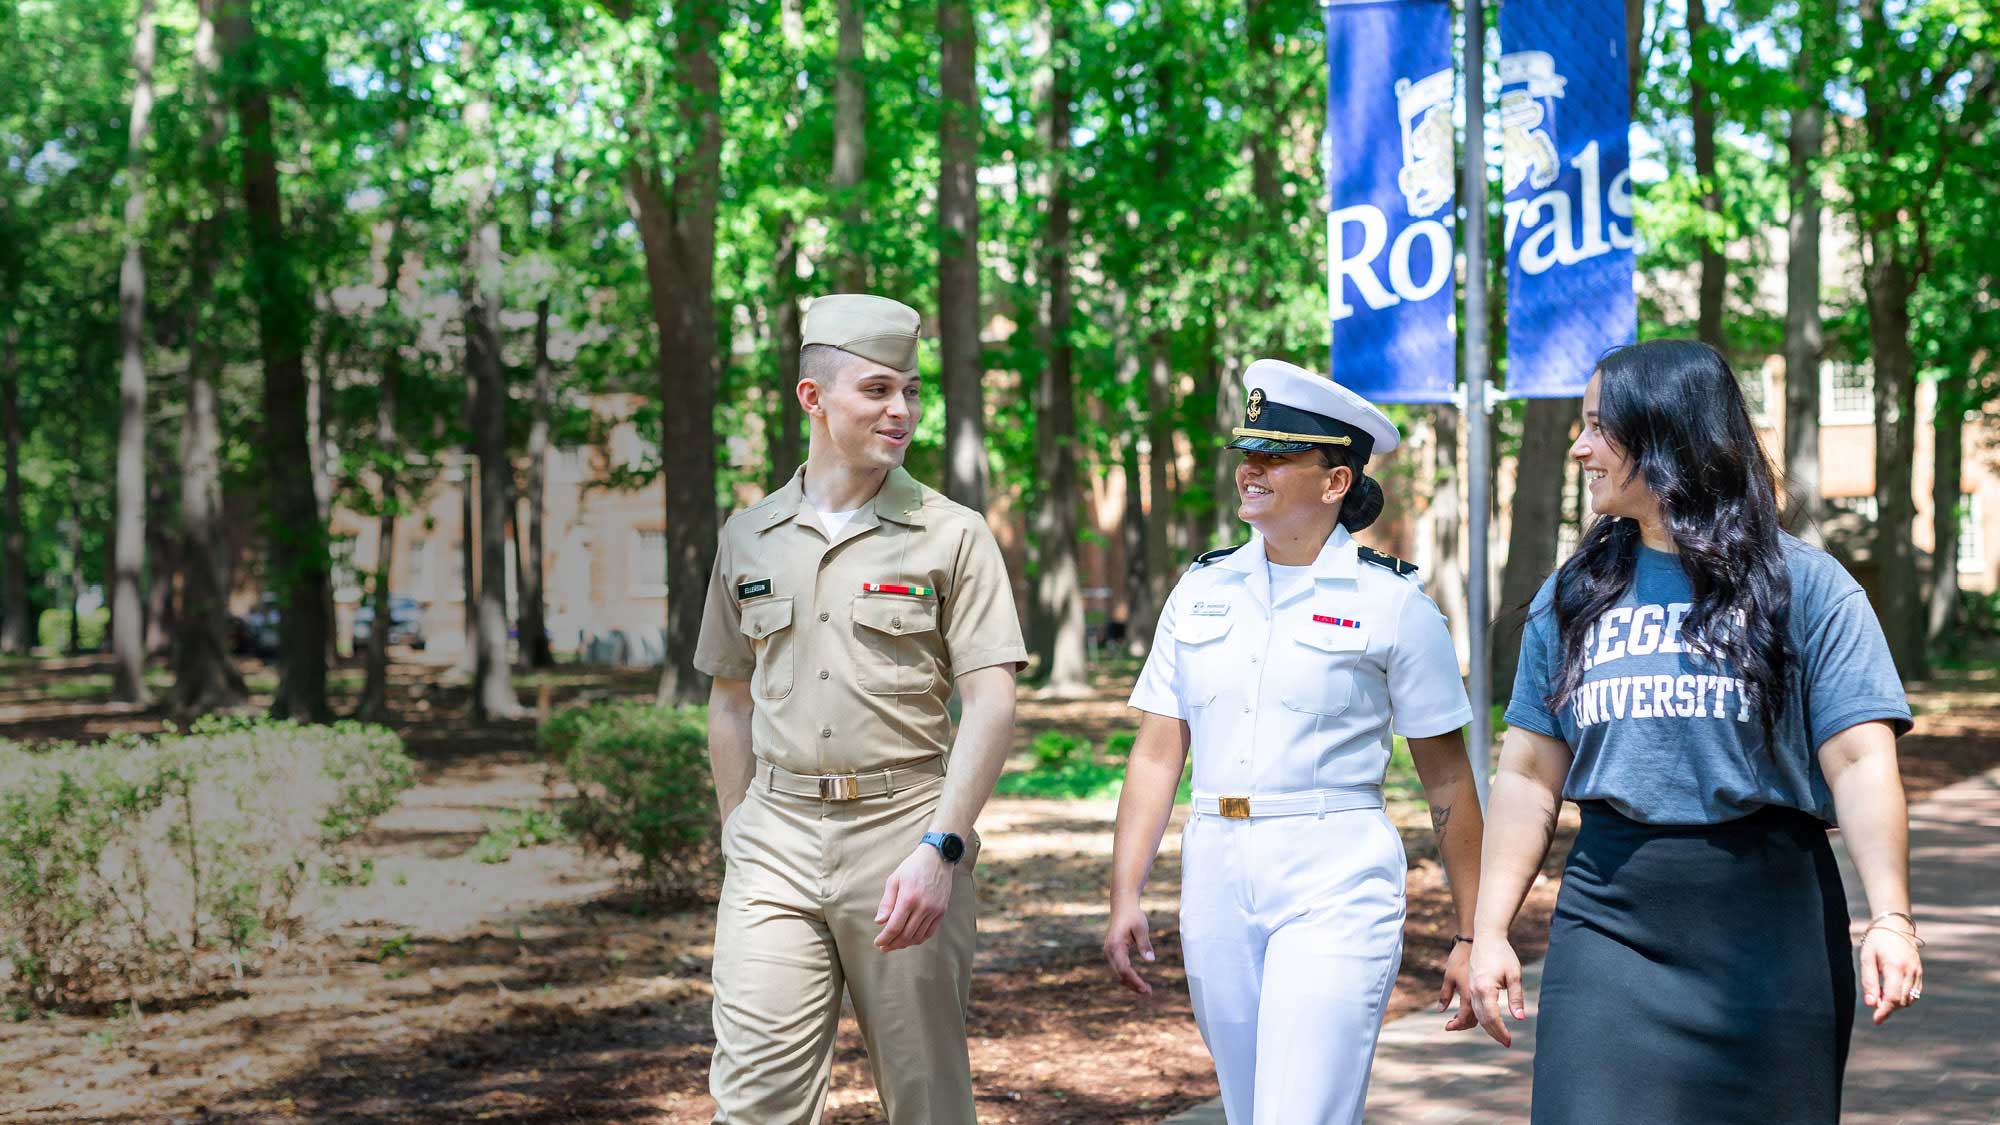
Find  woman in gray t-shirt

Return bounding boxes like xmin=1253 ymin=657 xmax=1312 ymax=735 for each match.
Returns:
xmin=1462 ymin=340 xmax=1924 ymax=1123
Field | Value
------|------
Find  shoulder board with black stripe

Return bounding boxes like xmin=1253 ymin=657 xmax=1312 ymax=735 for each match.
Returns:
xmin=1189 ymin=543 xmax=1245 ymax=571
xmin=1358 ymin=546 xmax=1419 ymax=578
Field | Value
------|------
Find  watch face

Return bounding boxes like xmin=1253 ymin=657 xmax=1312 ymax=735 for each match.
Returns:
xmin=940 ymin=833 xmax=965 ymax=863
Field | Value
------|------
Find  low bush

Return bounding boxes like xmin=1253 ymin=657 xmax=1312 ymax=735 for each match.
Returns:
xmin=541 ymin=702 xmax=717 ymax=901
xmin=0 ymin=718 xmax=414 ymax=1011
xmin=469 ymin=806 xmax=568 ymax=865
xmin=1029 ymin=730 xmax=1091 ymax=768
xmin=36 ymin=608 xmax=109 ymax=653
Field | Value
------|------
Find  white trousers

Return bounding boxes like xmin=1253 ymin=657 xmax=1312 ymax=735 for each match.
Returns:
xmin=1179 ymin=802 xmax=1407 ymax=1125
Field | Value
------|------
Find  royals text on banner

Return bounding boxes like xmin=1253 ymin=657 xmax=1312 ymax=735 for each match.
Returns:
xmin=1498 ymin=0 xmax=1635 ymax=398
xmin=1325 ymin=0 xmax=1456 ymax=404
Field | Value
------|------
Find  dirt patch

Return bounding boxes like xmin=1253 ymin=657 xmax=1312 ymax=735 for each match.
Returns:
xmin=0 ymin=653 xmax=1992 ymax=1123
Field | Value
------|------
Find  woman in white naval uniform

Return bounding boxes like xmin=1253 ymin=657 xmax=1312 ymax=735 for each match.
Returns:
xmin=1103 ymin=360 xmax=1488 ymax=1125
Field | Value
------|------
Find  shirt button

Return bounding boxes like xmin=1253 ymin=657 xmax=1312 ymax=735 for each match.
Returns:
xmin=891 ymin=618 xmax=902 ymax=631
xmin=821 ymin=728 xmax=832 ymax=739
xmin=1249 ymin=655 xmax=1258 ymax=664
xmin=818 ymin=612 xmax=829 ymax=622
xmin=818 ymin=669 xmax=829 ymax=680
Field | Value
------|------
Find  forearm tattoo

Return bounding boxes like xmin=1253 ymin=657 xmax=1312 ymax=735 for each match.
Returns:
xmin=1430 ymin=803 xmax=1453 ymax=838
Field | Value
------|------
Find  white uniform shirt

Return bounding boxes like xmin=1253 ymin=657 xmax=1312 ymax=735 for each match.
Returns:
xmin=1129 ymin=527 xmax=1473 ymax=795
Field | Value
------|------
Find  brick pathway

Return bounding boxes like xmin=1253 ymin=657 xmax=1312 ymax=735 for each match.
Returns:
xmin=1165 ymin=767 xmax=2000 ymax=1123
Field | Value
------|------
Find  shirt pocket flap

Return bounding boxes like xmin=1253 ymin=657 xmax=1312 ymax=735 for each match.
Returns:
xmin=1295 ymin=624 xmax=1367 ymax=653
xmin=853 ymin=595 xmax=939 ymax=637
xmin=1174 ymin=615 xmax=1234 ymax=646
xmin=740 ymin=596 xmax=793 ymax=640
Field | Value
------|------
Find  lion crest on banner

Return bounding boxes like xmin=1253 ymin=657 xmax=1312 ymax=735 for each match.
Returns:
xmin=1394 ymin=68 xmax=1455 ymax=218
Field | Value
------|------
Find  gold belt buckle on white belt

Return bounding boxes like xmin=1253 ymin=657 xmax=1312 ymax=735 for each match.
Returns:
xmin=817 ymin=774 xmax=861 ymax=801
xmin=1217 ymin=796 xmax=1251 ymax=819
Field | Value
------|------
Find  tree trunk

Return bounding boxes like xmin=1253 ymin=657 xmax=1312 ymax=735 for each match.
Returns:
xmin=1626 ymin=0 xmax=1646 ymax=112
xmin=0 ymin=338 xmax=29 ymax=654
xmin=1028 ymin=10 xmax=1087 ymax=695
xmin=68 ymin=489 xmax=85 ymax=655
xmin=1213 ymin=0 xmax=1279 ymax=549
xmin=1688 ymin=0 xmax=1725 ymax=349
xmin=359 ymin=348 xmax=400 ymax=722
xmin=768 ymin=219 xmax=805 ymax=489
xmin=1142 ymin=334 xmax=1173 ymax=633
xmin=1865 ymin=255 xmax=1923 ymax=678
xmin=223 ymin=0 xmax=328 ymax=721
xmin=1928 ymin=394 xmax=1963 ymax=646
xmin=623 ymin=0 xmax=722 ymax=706
xmin=833 ymin=0 xmax=867 ymax=290
xmin=464 ymin=83 xmax=521 ymax=721
xmin=1859 ymin=0 xmax=1925 ymax=680
xmin=458 ymin=393 xmax=478 ymax=672
xmin=172 ymin=0 xmax=245 ymax=712
xmin=144 ymin=505 xmax=177 ymax=656
xmin=1424 ymin=408 xmax=1469 ymax=659
xmin=1494 ymin=396 xmax=1575 ymax=696
xmin=519 ymin=175 xmax=556 ymax=669
xmin=1121 ymin=432 xmax=1152 ymax=654
xmin=938 ymin=0 xmax=985 ymax=510
xmin=112 ymin=0 xmax=158 ymax=704
xmin=1783 ymin=18 xmax=1826 ymax=545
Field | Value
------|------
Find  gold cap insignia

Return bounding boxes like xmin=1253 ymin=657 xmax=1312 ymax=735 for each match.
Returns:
xmin=1247 ymin=387 xmax=1265 ymax=423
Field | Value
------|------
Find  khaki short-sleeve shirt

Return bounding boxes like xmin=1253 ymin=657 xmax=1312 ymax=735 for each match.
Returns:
xmin=695 ymin=466 xmax=1026 ymax=774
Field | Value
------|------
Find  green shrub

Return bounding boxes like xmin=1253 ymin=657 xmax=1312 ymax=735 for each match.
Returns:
xmin=469 ymin=807 xmax=567 ymax=865
xmin=0 ymin=719 xmax=414 ymax=1011
xmin=36 ymin=608 xmax=109 ymax=653
xmin=541 ymin=702 xmax=717 ymax=901
xmin=1029 ymin=730 xmax=1091 ymax=768
xmin=995 ymin=758 xmax=1126 ymax=800
xmin=1103 ymin=731 xmax=1137 ymax=760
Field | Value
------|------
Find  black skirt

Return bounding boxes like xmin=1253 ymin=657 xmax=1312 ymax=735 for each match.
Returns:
xmin=1532 ymin=802 xmax=1855 ymax=1124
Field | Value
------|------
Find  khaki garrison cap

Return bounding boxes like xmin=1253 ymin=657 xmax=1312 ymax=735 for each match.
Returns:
xmin=801 ymin=293 xmax=922 ymax=373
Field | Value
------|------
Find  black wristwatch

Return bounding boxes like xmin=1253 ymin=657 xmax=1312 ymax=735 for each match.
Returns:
xmin=920 ymin=831 xmax=965 ymax=864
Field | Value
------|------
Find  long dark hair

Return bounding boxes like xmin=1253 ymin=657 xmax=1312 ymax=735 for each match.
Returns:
xmin=1547 ymin=340 xmax=1793 ymax=735
xmin=1318 ymin=445 xmax=1385 ymax=533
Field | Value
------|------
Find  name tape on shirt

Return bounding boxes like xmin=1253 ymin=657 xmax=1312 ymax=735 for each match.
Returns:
xmin=1191 ymin=601 xmax=1232 ymax=616
xmin=862 ymin=582 xmax=933 ymax=597
xmin=736 ymin=578 xmax=773 ymax=601
xmin=1312 ymin=614 xmax=1361 ymax=628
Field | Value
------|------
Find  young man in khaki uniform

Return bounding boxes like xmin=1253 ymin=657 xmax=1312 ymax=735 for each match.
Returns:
xmin=695 ymin=293 xmax=1025 ymax=1123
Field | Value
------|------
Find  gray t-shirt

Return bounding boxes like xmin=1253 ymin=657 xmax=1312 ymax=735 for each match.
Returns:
xmin=1505 ymin=536 xmax=1912 ymax=825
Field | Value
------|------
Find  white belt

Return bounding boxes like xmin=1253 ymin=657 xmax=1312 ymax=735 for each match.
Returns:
xmin=1192 ymin=784 xmax=1384 ymax=819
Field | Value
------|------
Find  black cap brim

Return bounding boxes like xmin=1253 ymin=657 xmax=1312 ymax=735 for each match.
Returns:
xmin=1227 ymin=435 xmax=1323 ymax=454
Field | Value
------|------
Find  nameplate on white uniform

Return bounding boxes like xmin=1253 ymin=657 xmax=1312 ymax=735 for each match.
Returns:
xmin=1191 ymin=601 xmax=1232 ymax=617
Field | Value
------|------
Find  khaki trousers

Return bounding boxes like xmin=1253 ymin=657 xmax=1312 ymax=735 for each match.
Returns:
xmin=709 ymin=769 xmax=979 ymax=1124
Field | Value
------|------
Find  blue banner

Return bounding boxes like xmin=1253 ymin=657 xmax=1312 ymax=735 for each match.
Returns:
xmin=1499 ymin=0 xmax=1635 ymax=398
xmin=1324 ymin=0 xmax=1457 ymax=404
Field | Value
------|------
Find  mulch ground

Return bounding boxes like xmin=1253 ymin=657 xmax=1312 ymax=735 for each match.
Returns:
xmin=1 ymin=649 xmax=1994 ymax=1124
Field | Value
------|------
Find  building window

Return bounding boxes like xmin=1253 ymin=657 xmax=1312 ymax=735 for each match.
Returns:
xmin=1827 ymin=495 xmax=1879 ymax=524
xmin=330 ymin=536 xmax=362 ymax=603
xmin=632 ymin=530 xmax=667 ymax=597
xmin=1820 ymin=361 xmax=1874 ymax=425
xmin=1738 ymin=368 xmax=1769 ymax=424
xmin=408 ymin=536 xmax=434 ymax=599
xmin=444 ymin=540 xmax=466 ymax=602
xmin=552 ymin=447 xmax=588 ymax=481
xmin=1556 ymin=519 xmax=1582 ymax=563
xmin=1960 ymin=492 xmax=1985 ymax=574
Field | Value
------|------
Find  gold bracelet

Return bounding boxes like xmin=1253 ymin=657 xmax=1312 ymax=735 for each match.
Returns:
xmin=1862 ymin=922 xmax=1926 ymax=950
xmin=1870 ymin=910 xmax=1917 ymax=929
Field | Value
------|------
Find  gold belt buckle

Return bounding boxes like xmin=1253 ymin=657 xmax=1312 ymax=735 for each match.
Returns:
xmin=817 ymin=774 xmax=861 ymax=801
xmin=1218 ymin=796 xmax=1251 ymax=819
